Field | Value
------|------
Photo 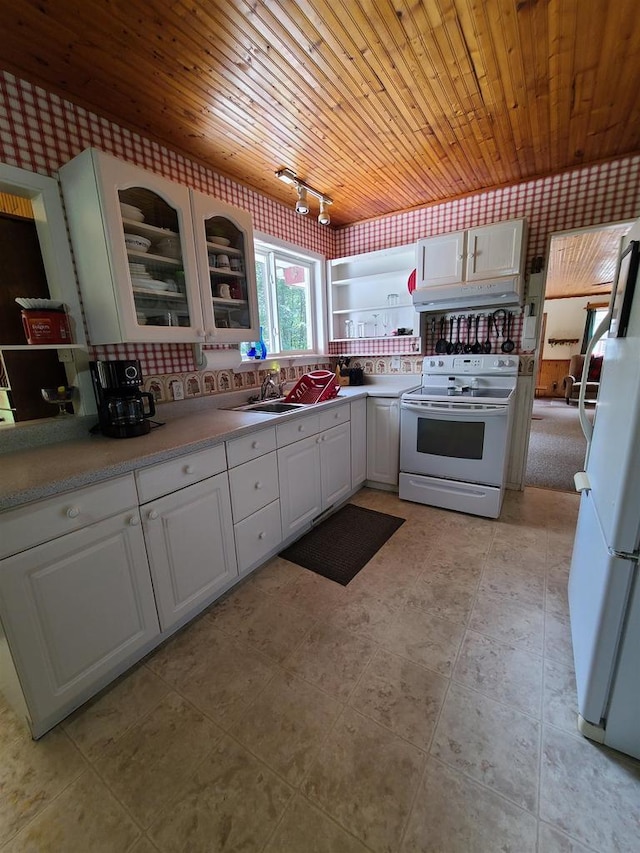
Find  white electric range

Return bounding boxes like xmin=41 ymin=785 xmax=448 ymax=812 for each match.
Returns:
xmin=399 ymin=354 xmax=519 ymax=518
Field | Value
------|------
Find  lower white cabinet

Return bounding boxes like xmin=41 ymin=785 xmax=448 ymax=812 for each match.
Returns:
xmin=0 ymin=510 xmax=159 ymax=734
xmin=234 ymin=499 xmax=282 ymax=574
xmin=367 ymin=397 xmax=400 ymax=485
xmin=279 ymin=420 xmax=351 ymax=537
xmin=350 ymin=398 xmax=367 ymax=487
xmin=141 ymin=472 xmax=237 ymax=631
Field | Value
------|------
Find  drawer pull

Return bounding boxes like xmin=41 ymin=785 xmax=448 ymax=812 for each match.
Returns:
xmin=254 ymin=481 xmax=263 ymax=490
xmin=184 ymin=465 xmax=194 ymax=475
xmin=128 ymin=515 xmax=140 ymax=526
xmin=258 ymin=531 xmax=265 ymax=539
xmin=298 ymin=424 xmax=304 ymax=432
xmin=148 ymin=509 xmax=159 ymax=520
xmin=66 ymin=506 xmax=80 ymax=519
xmin=316 ymin=436 xmax=322 ymax=444
xmin=334 ymin=412 xmax=339 ymax=419
xmin=251 ymin=440 xmax=260 ymax=449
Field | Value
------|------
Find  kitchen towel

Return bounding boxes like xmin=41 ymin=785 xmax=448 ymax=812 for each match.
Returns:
xmin=279 ymin=504 xmax=404 ymax=585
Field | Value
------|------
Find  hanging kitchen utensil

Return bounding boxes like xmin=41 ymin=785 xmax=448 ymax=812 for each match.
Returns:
xmin=446 ymin=316 xmax=455 ymax=354
xmin=454 ymin=315 xmax=464 ymax=354
xmin=435 ymin=316 xmax=448 ymax=354
xmin=483 ymin=315 xmax=493 ymax=353
xmin=502 ymin=311 xmax=516 ymax=353
xmin=472 ymin=314 xmax=482 ymax=353
xmin=463 ymin=315 xmax=473 ymax=353
xmin=493 ymin=309 xmax=505 ymax=349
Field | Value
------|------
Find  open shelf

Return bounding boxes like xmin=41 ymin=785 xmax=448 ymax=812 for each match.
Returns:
xmin=0 ymin=344 xmax=84 ymax=351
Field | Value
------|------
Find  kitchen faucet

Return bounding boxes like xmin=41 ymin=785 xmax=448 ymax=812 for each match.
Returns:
xmin=259 ymin=371 xmax=280 ymax=401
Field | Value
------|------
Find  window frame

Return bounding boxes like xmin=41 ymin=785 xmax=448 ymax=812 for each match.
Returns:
xmin=250 ymin=232 xmax=327 ymax=360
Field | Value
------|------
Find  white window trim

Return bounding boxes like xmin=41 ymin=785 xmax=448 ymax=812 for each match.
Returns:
xmin=248 ymin=231 xmax=327 ymax=362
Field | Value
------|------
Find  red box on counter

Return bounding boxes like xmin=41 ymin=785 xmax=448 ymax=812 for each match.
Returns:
xmin=21 ymin=310 xmax=73 ymax=345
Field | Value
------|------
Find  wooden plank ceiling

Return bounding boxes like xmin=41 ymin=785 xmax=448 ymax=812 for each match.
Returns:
xmin=1 ymin=1 xmax=640 ymax=226
xmin=545 ymin=223 xmax=632 ymax=298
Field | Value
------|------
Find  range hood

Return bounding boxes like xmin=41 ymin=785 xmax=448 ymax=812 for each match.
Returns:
xmin=412 ymin=276 xmax=523 ymax=313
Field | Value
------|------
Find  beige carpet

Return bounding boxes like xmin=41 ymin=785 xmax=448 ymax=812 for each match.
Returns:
xmin=525 ymin=398 xmax=591 ymax=492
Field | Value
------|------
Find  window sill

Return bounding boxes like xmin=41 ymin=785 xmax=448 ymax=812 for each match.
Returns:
xmin=238 ymin=353 xmax=327 ymax=369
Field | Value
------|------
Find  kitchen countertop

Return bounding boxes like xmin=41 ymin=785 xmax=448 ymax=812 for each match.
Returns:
xmin=0 ymin=381 xmax=416 ymax=512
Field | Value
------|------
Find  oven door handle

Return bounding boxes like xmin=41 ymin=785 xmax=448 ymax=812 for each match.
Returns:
xmin=401 ymin=401 xmax=509 ymax=418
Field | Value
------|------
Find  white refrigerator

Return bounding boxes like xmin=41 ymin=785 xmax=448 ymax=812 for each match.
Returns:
xmin=568 ymin=217 xmax=640 ymax=760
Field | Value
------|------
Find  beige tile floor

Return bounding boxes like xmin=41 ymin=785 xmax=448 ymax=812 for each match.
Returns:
xmin=2 ymin=487 xmax=640 ymax=852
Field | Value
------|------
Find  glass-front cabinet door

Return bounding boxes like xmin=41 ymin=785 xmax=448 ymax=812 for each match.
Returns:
xmin=60 ymin=149 xmax=204 ymax=344
xmin=191 ymin=191 xmax=259 ymax=343
xmin=96 ymin=156 xmax=204 ymax=343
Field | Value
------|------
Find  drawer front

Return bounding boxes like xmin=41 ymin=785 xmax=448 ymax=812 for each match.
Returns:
xmin=234 ymin=500 xmax=282 ymax=574
xmin=136 ymin=444 xmax=227 ymax=504
xmin=0 ymin=474 xmax=139 ymax=559
xmin=276 ymin=413 xmax=320 ymax=447
xmin=319 ymin=403 xmax=350 ymax=432
xmin=228 ymin=452 xmax=279 ymax=522
xmin=226 ymin=427 xmax=277 ymax=468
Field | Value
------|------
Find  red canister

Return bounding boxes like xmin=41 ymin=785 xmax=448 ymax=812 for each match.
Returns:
xmin=21 ymin=310 xmax=72 ymax=345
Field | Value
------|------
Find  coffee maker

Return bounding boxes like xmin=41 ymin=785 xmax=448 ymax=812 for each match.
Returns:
xmin=90 ymin=359 xmax=156 ymax=438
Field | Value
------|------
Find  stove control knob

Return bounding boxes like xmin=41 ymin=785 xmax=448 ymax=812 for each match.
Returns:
xmin=438 ymin=360 xmax=444 ymax=367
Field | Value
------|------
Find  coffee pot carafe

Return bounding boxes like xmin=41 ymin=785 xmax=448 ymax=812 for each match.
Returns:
xmin=90 ymin=359 xmax=156 ymax=438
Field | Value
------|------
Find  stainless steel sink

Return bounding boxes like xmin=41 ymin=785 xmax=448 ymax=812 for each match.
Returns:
xmin=230 ymin=400 xmax=306 ymax=414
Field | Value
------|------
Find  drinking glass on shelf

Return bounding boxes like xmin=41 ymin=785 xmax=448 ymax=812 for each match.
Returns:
xmin=371 ymin=313 xmax=379 ymax=337
xmin=387 ymin=293 xmax=399 ymax=307
xmin=382 ymin=312 xmax=392 ymax=335
xmin=344 ymin=319 xmax=354 ymax=339
xmin=357 ymin=321 xmax=366 ymax=337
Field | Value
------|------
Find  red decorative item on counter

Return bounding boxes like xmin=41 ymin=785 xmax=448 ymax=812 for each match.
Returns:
xmin=284 ymin=370 xmax=340 ymax=404
xmin=21 ymin=310 xmax=72 ymax=345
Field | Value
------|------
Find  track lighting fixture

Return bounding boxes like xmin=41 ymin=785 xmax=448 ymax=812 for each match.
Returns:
xmin=318 ymin=199 xmax=330 ymax=226
xmin=275 ymin=167 xmax=333 ymax=225
xmin=295 ymin=185 xmax=309 ymax=215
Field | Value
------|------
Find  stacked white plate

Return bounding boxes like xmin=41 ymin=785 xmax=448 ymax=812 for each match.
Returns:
xmin=129 ymin=262 xmax=151 ymax=280
xmin=120 ymin=202 xmax=144 ymax=222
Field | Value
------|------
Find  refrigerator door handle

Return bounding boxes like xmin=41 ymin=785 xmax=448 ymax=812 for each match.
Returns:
xmin=579 ymin=313 xmax=610 ymax=454
xmin=574 ymin=471 xmax=591 ymax=493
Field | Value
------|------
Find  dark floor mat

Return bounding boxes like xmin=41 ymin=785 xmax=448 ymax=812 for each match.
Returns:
xmin=279 ymin=504 xmax=405 ymax=585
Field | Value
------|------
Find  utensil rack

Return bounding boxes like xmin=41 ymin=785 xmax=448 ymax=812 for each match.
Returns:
xmin=284 ymin=370 xmax=340 ymax=404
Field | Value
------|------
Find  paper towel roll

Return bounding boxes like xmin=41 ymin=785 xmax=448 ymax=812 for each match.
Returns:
xmin=193 ymin=343 xmax=242 ymax=370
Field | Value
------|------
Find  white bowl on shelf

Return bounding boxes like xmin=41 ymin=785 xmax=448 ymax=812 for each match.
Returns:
xmin=120 ymin=203 xmax=144 ymax=222
xmin=209 ymin=236 xmax=230 ymax=247
xmin=156 ymin=236 xmax=181 ymax=259
xmin=124 ymin=234 xmax=151 ymax=252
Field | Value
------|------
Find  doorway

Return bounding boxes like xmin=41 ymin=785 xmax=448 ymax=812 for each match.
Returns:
xmin=525 ymin=221 xmax=632 ymax=491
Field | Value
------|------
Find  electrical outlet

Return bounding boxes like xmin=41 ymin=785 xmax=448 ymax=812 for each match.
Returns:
xmin=57 ymin=348 xmax=74 ymax=363
xmin=170 ymin=380 xmax=185 ymax=400
xmin=391 ymin=356 xmax=401 ymax=370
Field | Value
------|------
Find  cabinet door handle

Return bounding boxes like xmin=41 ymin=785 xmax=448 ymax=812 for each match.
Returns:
xmin=334 ymin=412 xmax=339 ymax=419
xmin=251 ymin=440 xmax=260 ymax=449
xmin=128 ymin=515 xmax=140 ymax=526
xmin=254 ymin=481 xmax=262 ymax=490
xmin=148 ymin=509 xmax=159 ymax=520
xmin=184 ymin=465 xmax=194 ymax=475
xmin=458 ymin=254 xmax=465 ymax=260
xmin=316 ymin=436 xmax=322 ymax=444
xmin=298 ymin=425 xmax=305 ymax=432
xmin=196 ymin=329 xmax=205 ymax=338
xmin=66 ymin=506 xmax=80 ymax=519
xmin=258 ymin=531 xmax=265 ymax=539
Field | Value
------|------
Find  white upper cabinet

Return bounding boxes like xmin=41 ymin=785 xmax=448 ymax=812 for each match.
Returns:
xmin=465 ymin=220 xmax=525 ymax=281
xmin=190 ymin=191 xmax=260 ymax=343
xmin=59 ymin=149 xmax=258 ymax=344
xmin=417 ymin=219 xmax=526 ymax=288
xmin=417 ymin=231 xmax=466 ymax=287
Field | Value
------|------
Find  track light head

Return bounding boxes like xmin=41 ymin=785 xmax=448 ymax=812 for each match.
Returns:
xmin=318 ymin=199 xmax=330 ymax=225
xmin=295 ymin=186 xmax=309 ymax=215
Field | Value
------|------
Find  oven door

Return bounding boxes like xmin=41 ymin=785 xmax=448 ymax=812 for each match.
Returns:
xmin=400 ymin=399 xmax=511 ymax=486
